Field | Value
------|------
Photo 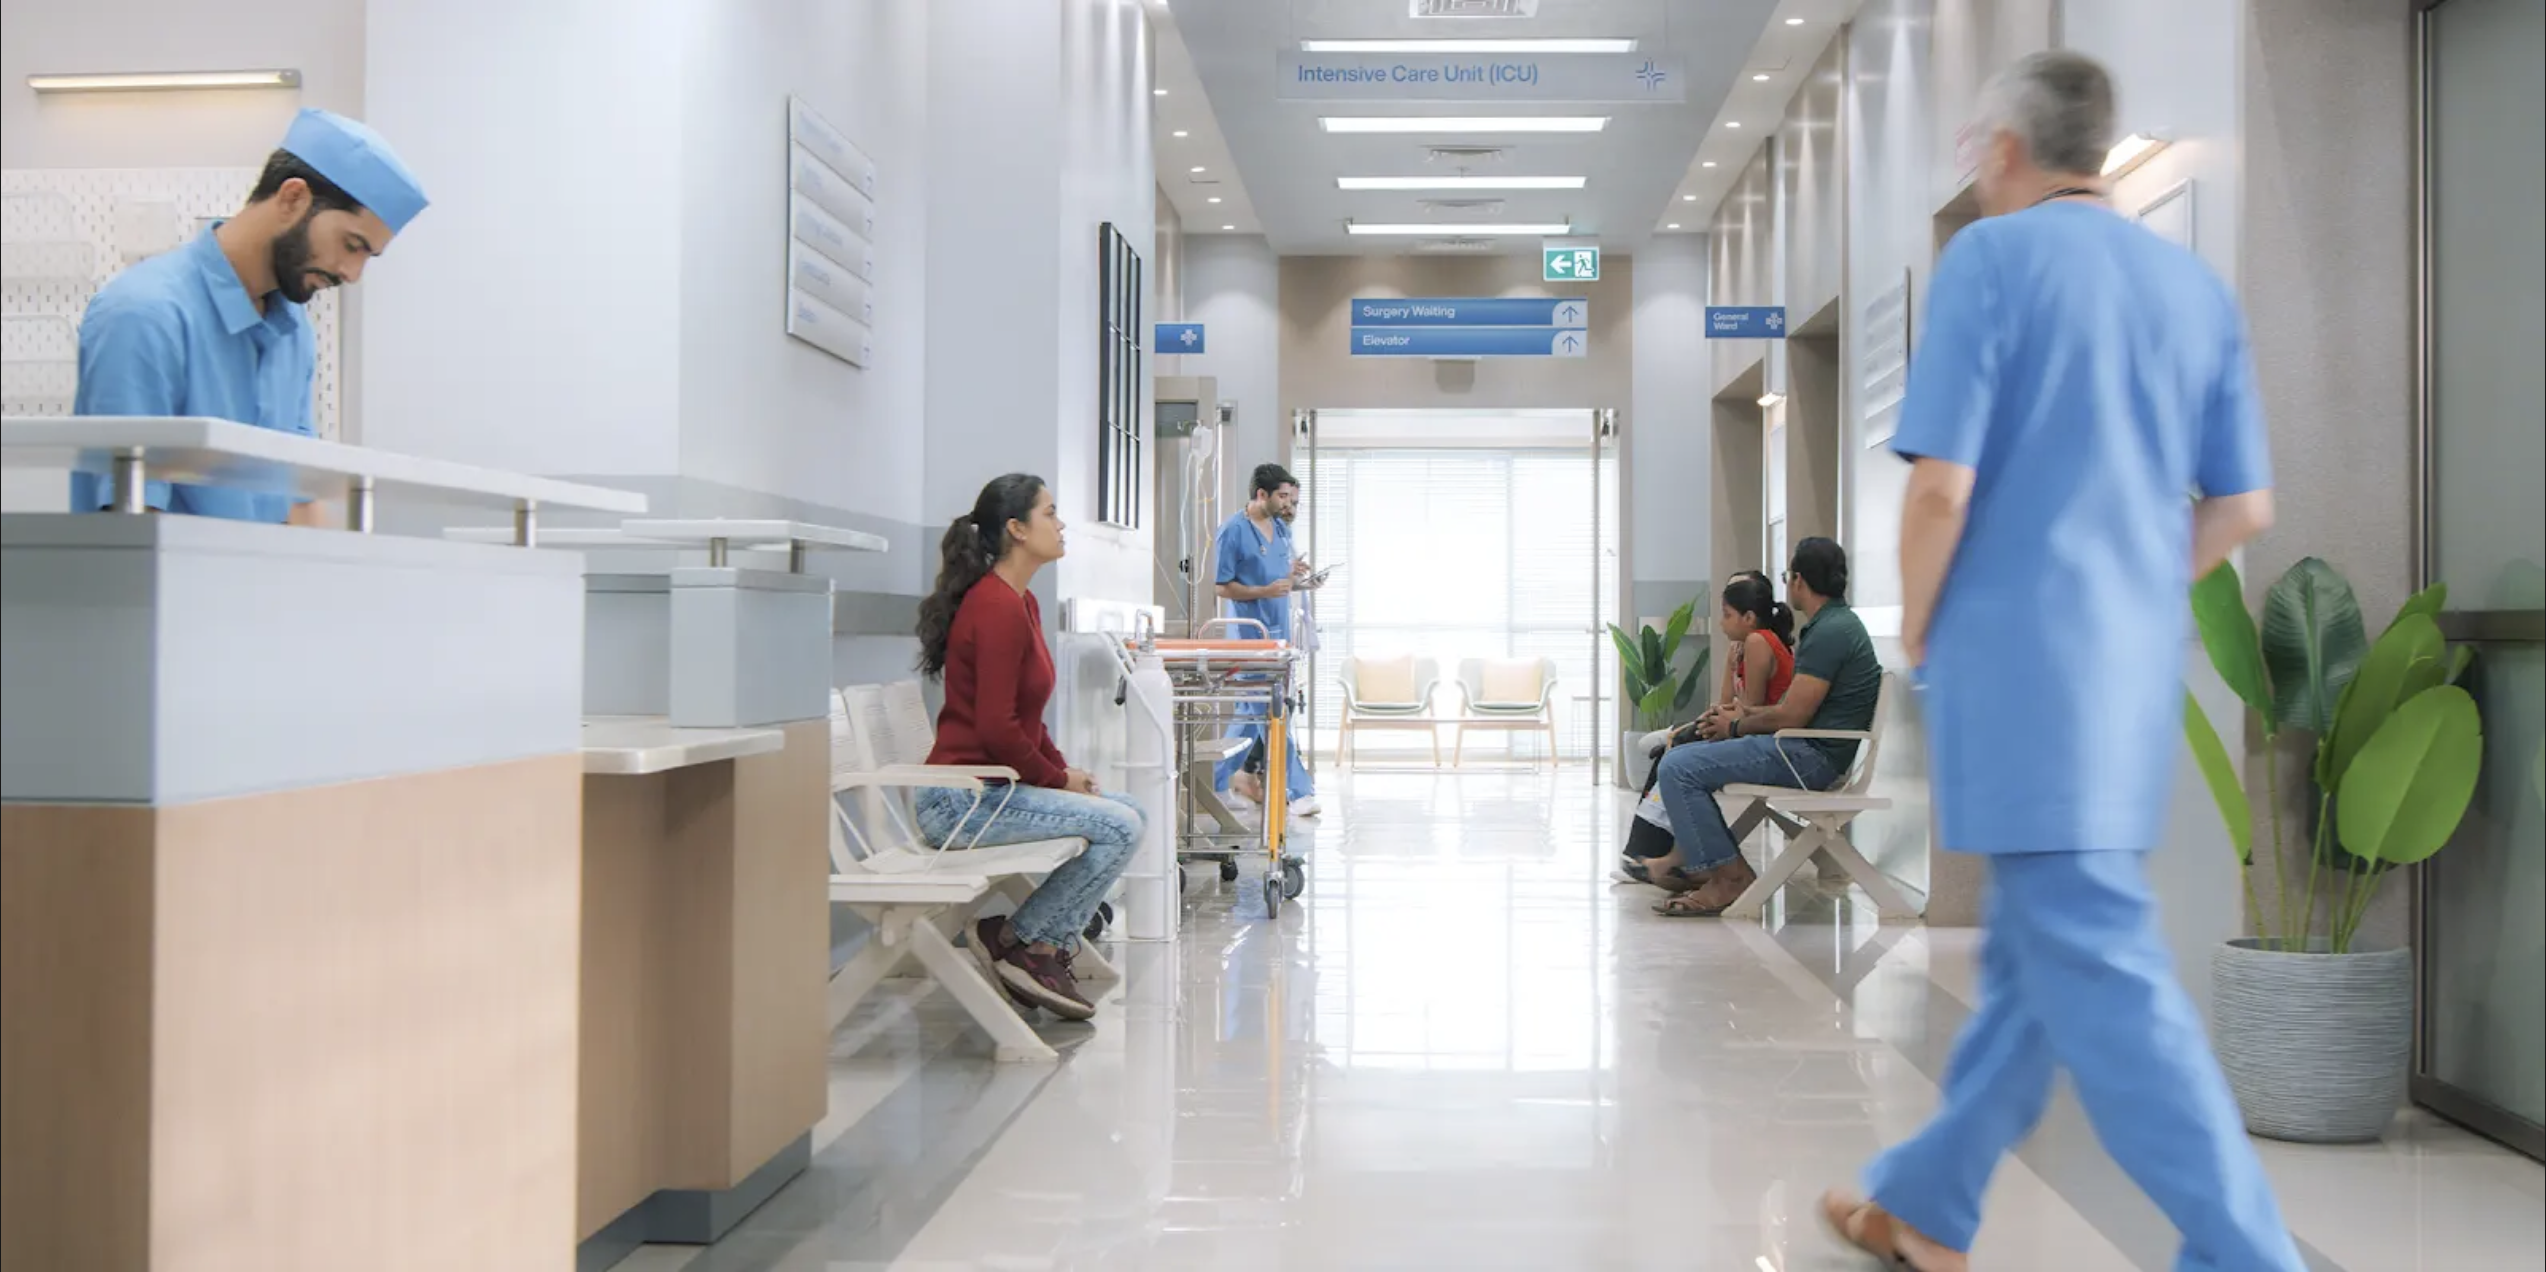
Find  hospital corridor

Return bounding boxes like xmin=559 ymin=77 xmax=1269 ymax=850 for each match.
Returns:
xmin=0 ymin=1 xmax=2539 ymax=1271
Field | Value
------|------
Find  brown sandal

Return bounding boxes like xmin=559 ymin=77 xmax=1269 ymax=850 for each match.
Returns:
xmin=1819 ymin=1191 xmax=1966 ymax=1271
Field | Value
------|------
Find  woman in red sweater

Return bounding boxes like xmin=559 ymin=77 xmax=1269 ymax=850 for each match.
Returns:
xmin=912 ymin=474 xmax=1145 ymax=1021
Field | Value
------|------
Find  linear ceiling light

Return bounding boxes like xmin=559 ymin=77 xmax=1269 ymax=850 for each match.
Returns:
xmin=1337 ymin=175 xmax=1586 ymax=191
xmin=27 ymin=69 xmax=301 ymax=93
xmin=1346 ymin=222 xmax=1572 ymax=236
xmin=1300 ymin=38 xmax=1637 ymax=54
xmin=2102 ymin=132 xmax=2170 ymax=178
xmin=1320 ymin=116 xmax=1607 ymax=134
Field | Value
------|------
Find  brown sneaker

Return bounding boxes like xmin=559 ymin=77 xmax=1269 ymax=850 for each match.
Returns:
xmin=997 ymin=944 xmax=1097 ymax=1021
xmin=967 ymin=916 xmax=1039 ymax=1011
xmin=1677 ymin=856 xmax=1760 ymax=916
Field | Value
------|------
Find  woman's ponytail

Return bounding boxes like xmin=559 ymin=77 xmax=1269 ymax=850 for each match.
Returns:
xmin=1766 ymin=600 xmax=1796 ymax=647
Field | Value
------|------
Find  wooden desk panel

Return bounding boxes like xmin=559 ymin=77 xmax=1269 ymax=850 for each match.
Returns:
xmin=576 ymin=718 xmax=828 ymax=1238
xmin=0 ymin=755 xmax=583 ymax=1272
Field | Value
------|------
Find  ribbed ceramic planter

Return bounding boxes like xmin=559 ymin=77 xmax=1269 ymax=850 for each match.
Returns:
xmin=1619 ymin=731 xmax=1660 ymax=790
xmin=2212 ymin=939 xmax=2413 ymax=1143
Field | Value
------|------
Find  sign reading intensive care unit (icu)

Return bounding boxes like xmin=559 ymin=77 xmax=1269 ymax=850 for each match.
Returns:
xmin=1274 ymin=53 xmax=1686 ymax=104
xmin=1349 ymin=297 xmax=1589 ymax=359
xmin=786 ymin=96 xmax=878 ymax=368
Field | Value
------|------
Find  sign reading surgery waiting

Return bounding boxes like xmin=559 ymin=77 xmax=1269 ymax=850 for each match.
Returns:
xmin=1275 ymin=53 xmax=1685 ymax=103
xmin=1350 ymin=296 xmax=1589 ymax=358
xmin=1352 ymin=298 xmax=1588 ymax=327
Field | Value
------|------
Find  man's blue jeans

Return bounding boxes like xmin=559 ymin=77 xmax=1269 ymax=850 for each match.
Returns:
xmin=1650 ymin=735 xmax=1838 ymax=872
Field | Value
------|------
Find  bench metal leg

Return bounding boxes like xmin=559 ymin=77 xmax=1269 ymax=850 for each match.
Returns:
xmin=1816 ymin=822 xmax=1922 ymax=921
xmin=905 ymin=914 xmax=1057 ymax=1063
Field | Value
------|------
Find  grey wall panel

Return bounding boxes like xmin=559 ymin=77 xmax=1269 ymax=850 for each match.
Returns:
xmin=2 ymin=514 xmax=585 ymax=806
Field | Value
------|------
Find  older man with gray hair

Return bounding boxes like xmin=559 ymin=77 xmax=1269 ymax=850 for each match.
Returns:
xmin=1818 ymin=50 xmax=2303 ymax=1272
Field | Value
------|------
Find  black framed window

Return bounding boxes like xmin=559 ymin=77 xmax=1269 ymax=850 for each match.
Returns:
xmin=1097 ymin=223 xmax=1145 ymax=529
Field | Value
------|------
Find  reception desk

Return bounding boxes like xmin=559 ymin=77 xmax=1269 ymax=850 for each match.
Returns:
xmin=573 ymin=718 xmax=830 ymax=1268
xmin=0 ymin=418 xmax=647 ymax=1272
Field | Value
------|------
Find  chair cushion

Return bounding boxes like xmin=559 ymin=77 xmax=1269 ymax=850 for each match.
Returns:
xmin=1478 ymin=658 xmax=1544 ymax=708
xmin=1356 ymin=655 xmax=1421 ymax=706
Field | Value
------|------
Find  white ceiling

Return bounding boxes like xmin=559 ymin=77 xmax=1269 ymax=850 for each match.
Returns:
xmin=1149 ymin=0 xmax=1804 ymax=255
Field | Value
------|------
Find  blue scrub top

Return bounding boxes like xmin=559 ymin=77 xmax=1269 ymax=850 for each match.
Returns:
xmin=1213 ymin=511 xmax=1294 ymax=642
xmin=1894 ymin=202 xmax=2271 ymax=856
xmin=68 ymin=225 xmax=316 ymax=523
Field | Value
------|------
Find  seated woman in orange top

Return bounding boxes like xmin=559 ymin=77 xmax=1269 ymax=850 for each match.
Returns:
xmin=1621 ymin=572 xmax=1797 ymax=877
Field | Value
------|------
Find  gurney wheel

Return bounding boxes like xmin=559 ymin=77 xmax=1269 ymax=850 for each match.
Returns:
xmin=1280 ymin=859 xmax=1306 ymax=900
xmin=1260 ymin=874 xmax=1284 ymax=920
xmin=1219 ymin=860 xmax=1241 ymax=883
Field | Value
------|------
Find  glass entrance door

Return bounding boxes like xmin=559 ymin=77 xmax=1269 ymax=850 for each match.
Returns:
xmin=2416 ymin=0 xmax=2545 ymax=1161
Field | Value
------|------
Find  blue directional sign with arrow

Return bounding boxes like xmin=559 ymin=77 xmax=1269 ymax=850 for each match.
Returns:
xmin=1704 ymin=306 xmax=1787 ymax=339
xmin=1154 ymin=322 xmax=1206 ymax=354
xmin=1349 ymin=296 xmax=1589 ymax=358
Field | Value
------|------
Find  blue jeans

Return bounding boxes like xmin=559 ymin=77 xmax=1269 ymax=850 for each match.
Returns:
xmin=912 ymin=785 xmax=1145 ymax=952
xmin=1650 ymin=735 xmax=1838 ymax=872
xmin=1864 ymin=850 xmax=2303 ymax=1270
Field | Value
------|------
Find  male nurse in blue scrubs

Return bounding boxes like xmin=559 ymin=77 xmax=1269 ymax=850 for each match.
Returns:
xmin=1213 ymin=462 xmax=1322 ymax=820
xmin=1820 ymin=52 xmax=2303 ymax=1272
xmin=69 ymin=109 xmax=428 ymax=522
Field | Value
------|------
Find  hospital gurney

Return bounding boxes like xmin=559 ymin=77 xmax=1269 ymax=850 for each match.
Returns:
xmin=1129 ymin=619 xmax=1306 ymax=919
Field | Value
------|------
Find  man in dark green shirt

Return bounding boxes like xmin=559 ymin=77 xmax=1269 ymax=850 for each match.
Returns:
xmin=1645 ymin=538 xmax=1885 ymax=914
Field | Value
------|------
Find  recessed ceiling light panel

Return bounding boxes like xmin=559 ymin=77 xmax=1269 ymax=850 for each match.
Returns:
xmin=1347 ymin=221 xmax=1571 ymax=236
xmin=1300 ymin=38 xmax=1635 ymax=54
xmin=1336 ymin=175 xmax=1586 ymax=191
xmin=1320 ymin=116 xmax=1608 ymax=134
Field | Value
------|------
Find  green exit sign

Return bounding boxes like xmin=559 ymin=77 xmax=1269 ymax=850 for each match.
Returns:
xmin=1543 ymin=246 xmax=1601 ymax=282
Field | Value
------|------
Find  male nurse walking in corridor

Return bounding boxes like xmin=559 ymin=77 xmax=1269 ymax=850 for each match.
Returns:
xmin=1820 ymin=52 xmax=2304 ymax=1272
xmin=70 ymin=109 xmax=427 ymax=522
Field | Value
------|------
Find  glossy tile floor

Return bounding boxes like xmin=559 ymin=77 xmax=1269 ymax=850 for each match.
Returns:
xmin=612 ymin=768 xmax=2543 ymax=1272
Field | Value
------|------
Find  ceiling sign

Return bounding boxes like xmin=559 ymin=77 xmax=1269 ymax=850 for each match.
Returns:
xmin=1275 ymin=53 xmax=1686 ymax=103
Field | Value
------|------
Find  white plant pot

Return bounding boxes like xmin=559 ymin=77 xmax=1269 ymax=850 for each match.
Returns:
xmin=2211 ymin=938 xmax=2412 ymax=1143
xmin=1618 ymin=729 xmax=1660 ymax=790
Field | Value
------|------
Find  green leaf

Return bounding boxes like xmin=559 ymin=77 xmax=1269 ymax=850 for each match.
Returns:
xmin=1638 ymin=683 xmax=1677 ymax=722
xmin=1608 ymin=625 xmax=1644 ymax=676
xmin=2336 ymin=685 xmax=2484 ymax=868
xmin=1661 ymin=601 xmax=1695 ymax=664
xmin=2182 ymin=688 xmax=2253 ymax=866
xmin=2191 ymin=562 xmax=2274 ymax=722
xmin=2446 ymin=645 xmax=2474 ymax=686
xmin=2392 ymin=581 xmax=2447 ymax=630
xmin=1640 ymin=626 xmax=1666 ymax=679
xmin=1674 ymin=655 xmax=1706 ymax=711
xmin=2261 ymin=557 xmax=2368 ymax=736
xmin=2322 ymin=613 xmax=2447 ymax=785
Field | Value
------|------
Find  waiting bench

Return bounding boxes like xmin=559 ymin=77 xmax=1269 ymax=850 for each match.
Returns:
xmin=823 ymin=683 xmax=1114 ymax=1063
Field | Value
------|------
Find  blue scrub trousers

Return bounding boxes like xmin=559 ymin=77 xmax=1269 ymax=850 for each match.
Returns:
xmin=1212 ymin=707 xmax=1316 ymax=801
xmin=1864 ymin=849 xmax=2304 ymax=1271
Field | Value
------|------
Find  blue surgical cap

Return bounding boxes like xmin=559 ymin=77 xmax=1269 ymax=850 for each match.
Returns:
xmin=280 ymin=108 xmax=428 ymax=233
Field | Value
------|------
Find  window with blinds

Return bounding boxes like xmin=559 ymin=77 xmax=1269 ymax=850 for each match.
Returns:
xmin=1300 ymin=443 xmax=1618 ymax=760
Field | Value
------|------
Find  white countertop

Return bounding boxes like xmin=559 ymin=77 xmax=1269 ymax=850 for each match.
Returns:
xmin=619 ymin=518 xmax=888 ymax=553
xmin=2 ymin=415 xmax=648 ymax=515
xmin=581 ymin=717 xmax=788 ymax=775
xmin=443 ymin=525 xmax=788 ymax=556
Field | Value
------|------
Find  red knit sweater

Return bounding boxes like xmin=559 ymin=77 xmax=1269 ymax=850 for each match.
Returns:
xmin=926 ymin=576 xmax=1070 ymax=788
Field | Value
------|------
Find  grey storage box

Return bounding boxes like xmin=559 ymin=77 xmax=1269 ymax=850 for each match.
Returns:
xmin=669 ymin=566 xmax=833 ymax=727
xmin=585 ymin=573 xmax=673 ymax=716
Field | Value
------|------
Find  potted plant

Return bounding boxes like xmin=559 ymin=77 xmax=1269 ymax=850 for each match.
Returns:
xmin=1609 ymin=599 xmax=1711 ymax=790
xmin=2183 ymin=557 xmax=2484 ymax=1143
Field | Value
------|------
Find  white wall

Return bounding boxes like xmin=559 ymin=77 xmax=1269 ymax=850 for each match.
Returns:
xmin=0 ymin=0 xmax=363 ymax=169
xmin=1628 ymin=236 xmax=1713 ymax=618
xmin=676 ymin=0 xmax=929 ymax=526
xmin=1048 ymin=0 xmax=1158 ymax=613
xmin=1180 ymin=235 xmax=1282 ymax=505
xmin=359 ymin=0 xmax=688 ymax=478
